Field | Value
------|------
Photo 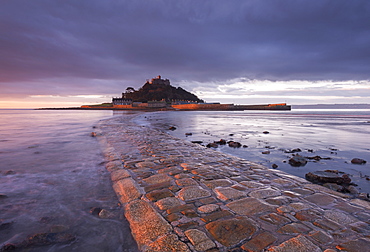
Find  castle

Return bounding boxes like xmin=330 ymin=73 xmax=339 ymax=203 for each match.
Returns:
xmin=147 ymin=75 xmax=170 ymax=86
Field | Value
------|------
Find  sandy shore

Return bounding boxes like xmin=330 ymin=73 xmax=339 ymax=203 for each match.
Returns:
xmin=95 ymin=113 xmax=370 ymax=251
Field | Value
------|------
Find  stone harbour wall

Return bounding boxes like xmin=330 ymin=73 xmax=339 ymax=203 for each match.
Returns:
xmin=94 ymin=115 xmax=370 ymax=252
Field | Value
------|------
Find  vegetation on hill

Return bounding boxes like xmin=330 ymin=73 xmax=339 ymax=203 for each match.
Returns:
xmin=124 ymin=83 xmax=204 ymax=103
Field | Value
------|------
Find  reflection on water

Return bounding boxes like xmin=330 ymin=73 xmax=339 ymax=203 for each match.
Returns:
xmin=136 ymin=109 xmax=370 ymax=195
xmin=0 ymin=110 xmax=138 ymax=251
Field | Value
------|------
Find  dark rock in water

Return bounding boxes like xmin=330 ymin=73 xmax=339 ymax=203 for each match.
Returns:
xmin=306 ymin=155 xmax=332 ymax=161
xmin=229 ymin=133 xmax=234 ymax=136
xmin=0 ymin=194 xmax=8 ymax=199
xmin=351 ymin=158 xmax=366 ymax=164
xmin=185 ymin=132 xmax=192 ymax=136
xmin=263 ymin=131 xmax=269 ymax=134
xmin=272 ymin=164 xmax=278 ymax=169
xmin=206 ymin=143 xmax=218 ymax=148
xmin=168 ymin=126 xmax=176 ymax=130
xmin=90 ymin=132 xmax=97 ymax=137
xmin=305 ymin=170 xmax=351 ymax=185
xmin=0 ymin=221 xmax=13 ymax=231
xmin=214 ymin=139 xmax=227 ymax=145
xmin=262 ymin=151 xmax=270 ymax=154
xmin=4 ymin=170 xmax=16 ymax=175
xmin=90 ymin=207 xmax=102 ymax=216
xmin=242 ymin=145 xmax=248 ymax=148
xmin=289 ymin=155 xmax=307 ymax=167
xmin=26 ymin=232 xmax=76 ymax=246
xmin=284 ymin=148 xmax=302 ymax=153
xmin=228 ymin=141 xmax=242 ymax=148
xmin=265 ymin=146 xmax=275 ymax=149
xmin=191 ymin=141 xmax=203 ymax=144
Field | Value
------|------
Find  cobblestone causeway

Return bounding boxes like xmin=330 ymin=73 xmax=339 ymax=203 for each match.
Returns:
xmin=95 ymin=115 xmax=370 ymax=252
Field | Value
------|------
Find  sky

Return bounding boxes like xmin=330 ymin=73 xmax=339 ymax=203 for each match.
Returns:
xmin=1 ymin=0 xmax=370 ymax=108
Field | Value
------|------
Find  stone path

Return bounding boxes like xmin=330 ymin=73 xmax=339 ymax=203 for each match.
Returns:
xmin=95 ymin=115 xmax=370 ymax=252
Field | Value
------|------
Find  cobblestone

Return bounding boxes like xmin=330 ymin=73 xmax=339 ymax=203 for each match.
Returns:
xmin=184 ymin=229 xmax=216 ymax=251
xmin=97 ymin=114 xmax=370 ymax=251
xmin=206 ymin=217 xmax=257 ymax=247
xmin=177 ymin=186 xmax=211 ymax=201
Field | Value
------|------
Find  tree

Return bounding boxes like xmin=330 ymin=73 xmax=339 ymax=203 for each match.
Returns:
xmin=125 ymin=87 xmax=135 ymax=93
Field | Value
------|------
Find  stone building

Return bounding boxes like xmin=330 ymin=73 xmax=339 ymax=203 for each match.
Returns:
xmin=148 ymin=75 xmax=170 ymax=85
xmin=112 ymin=98 xmax=132 ymax=105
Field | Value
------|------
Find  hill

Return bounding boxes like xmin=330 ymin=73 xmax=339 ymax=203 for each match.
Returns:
xmin=124 ymin=81 xmax=203 ymax=103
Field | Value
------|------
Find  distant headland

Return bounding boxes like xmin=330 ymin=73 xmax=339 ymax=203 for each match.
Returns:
xmin=79 ymin=76 xmax=291 ymax=111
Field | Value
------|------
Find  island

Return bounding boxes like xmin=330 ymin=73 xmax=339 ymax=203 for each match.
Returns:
xmin=81 ymin=75 xmax=291 ymax=111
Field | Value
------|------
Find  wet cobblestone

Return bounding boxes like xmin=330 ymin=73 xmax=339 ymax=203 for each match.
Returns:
xmin=96 ymin=115 xmax=370 ymax=251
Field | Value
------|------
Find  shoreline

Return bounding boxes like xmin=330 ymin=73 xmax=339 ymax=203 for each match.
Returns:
xmin=95 ymin=113 xmax=370 ymax=251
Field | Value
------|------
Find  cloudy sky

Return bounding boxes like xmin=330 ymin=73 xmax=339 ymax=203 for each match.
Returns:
xmin=1 ymin=0 xmax=369 ymax=108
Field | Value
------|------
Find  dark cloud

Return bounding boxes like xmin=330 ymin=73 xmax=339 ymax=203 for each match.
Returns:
xmin=1 ymin=0 xmax=370 ymax=98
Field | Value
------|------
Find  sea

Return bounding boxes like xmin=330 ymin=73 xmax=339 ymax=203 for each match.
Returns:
xmin=1 ymin=108 xmax=370 ymax=250
xmin=0 ymin=109 xmax=138 ymax=251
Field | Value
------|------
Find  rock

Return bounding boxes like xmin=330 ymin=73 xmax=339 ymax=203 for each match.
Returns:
xmin=351 ymin=158 xmax=366 ymax=164
xmin=98 ymin=209 xmax=116 ymax=219
xmin=305 ymin=170 xmax=351 ymax=185
xmin=323 ymin=183 xmax=344 ymax=192
xmin=177 ymin=186 xmax=211 ymax=201
xmin=185 ymin=133 xmax=192 ymax=136
xmin=347 ymin=185 xmax=359 ymax=195
xmin=336 ymin=238 xmax=370 ymax=252
xmin=197 ymin=204 xmax=220 ymax=214
xmin=168 ymin=126 xmax=176 ymax=131
xmin=90 ymin=207 xmax=102 ymax=216
xmin=289 ymin=154 xmax=307 ymax=167
xmin=155 ymin=197 xmax=181 ymax=210
xmin=124 ymin=199 xmax=173 ymax=247
xmin=248 ymin=188 xmax=281 ymax=199
xmin=206 ymin=143 xmax=218 ymax=148
xmin=0 ymin=221 xmax=13 ymax=231
xmin=5 ymin=170 xmax=16 ymax=175
xmin=90 ymin=132 xmax=97 ymax=137
xmin=0 ymin=194 xmax=8 ymax=199
xmin=145 ymin=234 xmax=190 ymax=252
xmin=263 ymin=131 xmax=269 ymax=134
xmin=306 ymin=155 xmax=331 ymax=161
xmin=206 ymin=217 xmax=257 ymax=247
xmin=185 ymin=229 xmax=216 ymax=251
xmin=228 ymin=141 xmax=241 ymax=148
xmin=113 ymin=178 xmax=142 ymax=203
xmin=26 ymin=232 xmax=76 ymax=246
xmin=191 ymin=141 xmax=203 ymax=144
xmin=284 ymin=148 xmax=302 ymax=153
xmin=268 ymin=235 xmax=321 ymax=252
xmin=242 ymin=145 xmax=248 ymax=148
xmin=272 ymin=164 xmax=278 ymax=169
xmin=262 ymin=150 xmax=270 ymax=154
xmin=214 ymin=139 xmax=227 ymax=145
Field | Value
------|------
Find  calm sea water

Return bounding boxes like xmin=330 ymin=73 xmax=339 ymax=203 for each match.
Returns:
xmin=0 ymin=109 xmax=138 ymax=251
xmin=135 ymin=109 xmax=370 ymax=195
